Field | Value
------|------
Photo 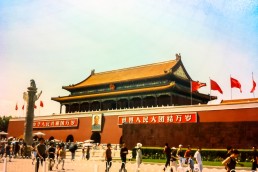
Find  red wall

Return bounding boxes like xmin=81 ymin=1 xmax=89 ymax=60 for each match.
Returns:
xmin=8 ymin=106 xmax=258 ymax=144
xmin=198 ymin=108 xmax=258 ymax=122
xmin=8 ymin=116 xmax=122 ymax=143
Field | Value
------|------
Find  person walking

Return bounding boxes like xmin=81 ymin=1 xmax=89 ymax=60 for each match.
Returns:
xmin=176 ymin=144 xmax=184 ymax=167
xmin=69 ymin=142 xmax=77 ymax=161
xmin=120 ymin=143 xmax=128 ymax=172
xmin=188 ymin=154 xmax=194 ymax=172
xmin=31 ymin=143 xmax=37 ymax=165
xmin=5 ymin=143 xmax=12 ymax=162
xmin=86 ymin=146 xmax=90 ymax=160
xmin=184 ymin=145 xmax=191 ymax=164
xmin=81 ymin=146 xmax=85 ymax=160
xmin=35 ymin=138 xmax=47 ymax=172
xmin=56 ymin=145 xmax=66 ymax=170
xmin=251 ymin=146 xmax=258 ymax=171
xmin=171 ymin=147 xmax=178 ymax=171
xmin=194 ymin=147 xmax=203 ymax=172
xmin=55 ymin=144 xmax=60 ymax=162
xmin=135 ymin=143 xmax=142 ymax=172
xmin=222 ymin=149 xmax=242 ymax=172
xmin=47 ymin=142 xmax=55 ymax=171
xmin=163 ymin=143 xmax=172 ymax=172
xmin=105 ymin=143 xmax=112 ymax=172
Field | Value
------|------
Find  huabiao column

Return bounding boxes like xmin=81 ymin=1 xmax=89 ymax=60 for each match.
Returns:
xmin=23 ymin=79 xmax=42 ymax=145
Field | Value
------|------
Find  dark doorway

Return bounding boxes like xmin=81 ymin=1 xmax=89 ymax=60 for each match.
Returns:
xmin=49 ymin=136 xmax=54 ymax=141
xmin=119 ymin=136 xmax=123 ymax=144
xmin=90 ymin=132 xmax=101 ymax=143
xmin=66 ymin=135 xmax=74 ymax=142
xmin=33 ymin=135 xmax=39 ymax=141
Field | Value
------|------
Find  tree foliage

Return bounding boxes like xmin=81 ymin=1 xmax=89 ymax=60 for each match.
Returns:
xmin=0 ymin=116 xmax=12 ymax=132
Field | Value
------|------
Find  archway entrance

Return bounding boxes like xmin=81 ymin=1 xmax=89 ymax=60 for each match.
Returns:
xmin=49 ymin=136 xmax=54 ymax=141
xmin=33 ymin=135 xmax=39 ymax=141
xmin=66 ymin=135 xmax=74 ymax=142
xmin=90 ymin=132 xmax=101 ymax=143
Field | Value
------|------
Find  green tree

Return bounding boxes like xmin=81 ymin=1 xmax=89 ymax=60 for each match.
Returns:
xmin=0 ymin=116 xmax=12 ymax=132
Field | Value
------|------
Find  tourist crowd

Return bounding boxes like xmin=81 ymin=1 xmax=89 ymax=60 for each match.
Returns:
xmin=162 ymin=144 xmax=257 ymax=172
xmin=0 ymin=137 xmax=257 ymax=172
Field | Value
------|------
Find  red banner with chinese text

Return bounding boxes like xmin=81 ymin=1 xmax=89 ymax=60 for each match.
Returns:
xmin=33 ymin=118 xmax=79 ymax=128
xmin=118 ymin=113 xmax=197 ymax=125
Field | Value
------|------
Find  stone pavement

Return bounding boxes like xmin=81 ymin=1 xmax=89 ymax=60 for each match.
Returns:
xmin=0 ymin=158 xmax=252 ymax=172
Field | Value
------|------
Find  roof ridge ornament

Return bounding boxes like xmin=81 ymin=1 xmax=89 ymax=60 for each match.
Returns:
xmin=176 ymin=53 xmax=181 ymax=60
xmin=91 ymin=69 xmax=95 ymax=75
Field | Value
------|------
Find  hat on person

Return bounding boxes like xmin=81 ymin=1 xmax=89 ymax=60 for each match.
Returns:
xmin=172 ymin=147 xmax=176 ymax=149
xmin=179 ymin=144 xmax=183 ymax=147
xmin=136 ymin=143 xmax=142 ymax=148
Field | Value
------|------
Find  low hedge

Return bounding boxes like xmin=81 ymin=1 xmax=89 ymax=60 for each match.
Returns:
xmin=132 ymin=147 xmax=253 ymax=162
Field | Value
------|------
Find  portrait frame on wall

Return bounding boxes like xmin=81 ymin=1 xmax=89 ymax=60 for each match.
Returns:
xmin=92 ymin=114 xmax=102 ymax=131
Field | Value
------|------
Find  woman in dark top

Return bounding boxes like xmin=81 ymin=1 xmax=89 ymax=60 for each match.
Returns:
xmin=163 ymin=143 xmax=171 ymax=171
xmin=222 ymin=149 xmax=242 ymax=172
xmin=120 ymin=143 xmax=128 ymax=171
xmin=105 ymin=143 xmax=112 ymax=171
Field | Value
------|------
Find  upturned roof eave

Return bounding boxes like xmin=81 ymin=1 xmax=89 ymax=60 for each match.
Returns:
xmin=62 ymin=58 xmax=180 ymax=91
xmin=173 ymin=84 xmax=216 ymax=101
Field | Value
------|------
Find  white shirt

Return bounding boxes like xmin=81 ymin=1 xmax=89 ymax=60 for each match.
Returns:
xmin=194 ymin=151 xmax=202 ymax=164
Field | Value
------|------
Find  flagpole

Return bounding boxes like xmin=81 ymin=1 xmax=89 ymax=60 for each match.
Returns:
xmin=23 ymin=100 xmax=25 ymax=118
xmin=15 ymin=102 xmax=18 ymax=118
xmin=190 ymin=81 xmax=192 ymax=105
xmin=209 ymin=77 xmax=211 ymax=101
xmin=252 ymin=72 xmax=255 ymax=98
xmin=230 ymin=75 xmax=232 ymax=100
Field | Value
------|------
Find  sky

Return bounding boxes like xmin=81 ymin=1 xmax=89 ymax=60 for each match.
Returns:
xmin=0 ymin=0 xmax=258 ymax=117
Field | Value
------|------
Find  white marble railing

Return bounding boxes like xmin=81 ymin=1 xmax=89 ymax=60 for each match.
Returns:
xmin=89 ymin=149 xmax=132 ymax=160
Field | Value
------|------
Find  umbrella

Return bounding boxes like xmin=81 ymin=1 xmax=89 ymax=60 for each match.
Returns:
xmin=84 ymin=139 xmax=94 ymax=143
xmin=0 ymin=131 xmax=8 ymax=135
xmin=8 ymin=136 xmax=13 ymax=140
xmin=53 ymin=139 xmax=61 ymax=142
xmin=33 ymin=132 xmax=46 ymax=136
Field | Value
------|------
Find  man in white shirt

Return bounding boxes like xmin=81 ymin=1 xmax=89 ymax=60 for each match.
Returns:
xmin=194 ymin=147 xmax=203 ymax=172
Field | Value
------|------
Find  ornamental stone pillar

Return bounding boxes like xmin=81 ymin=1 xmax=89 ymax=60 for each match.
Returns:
xmin=23 ymin=80 xmax=42 ymax=145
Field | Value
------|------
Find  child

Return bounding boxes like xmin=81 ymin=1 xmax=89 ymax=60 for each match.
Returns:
xmin=56 ymin=145 xmax=66 ymax=170
xmin=31 ymin=143 xmax=37 ymax=165
xmin=82 ymin=146 xmax=85 ymax=160
xmin=187 ymin=154 xmax=194 ymax=172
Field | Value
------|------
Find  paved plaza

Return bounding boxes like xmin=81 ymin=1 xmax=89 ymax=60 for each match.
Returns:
xmin=0 ymin=157 xmax=252 ymax=172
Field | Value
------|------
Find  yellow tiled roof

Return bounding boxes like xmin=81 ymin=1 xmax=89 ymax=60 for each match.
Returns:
xmin=64 ymin=59 xmax=178 ymax=89
xmin=52 ymin=82 xmax=175 ymax=102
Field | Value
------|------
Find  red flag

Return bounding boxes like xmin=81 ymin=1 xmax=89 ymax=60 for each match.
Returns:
xmin=191 ymin=81 xmax=206 ymax=92
xmin=34 ymin=105 xmax=37 ymax=109
xmin=230 ymin=77 xmax=242 ymax=93
xmin=210 ymin=79 xmax=223 ymax=94
xmin=15 ymin=103 xmax=18 ymax=110
xmin=250 ymin=79 xmax=256 ymax=93
xmin=22 ymin=105 xmax=24 ymax=110
xmin=40 ymin=100 xmax=44 ymax=107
